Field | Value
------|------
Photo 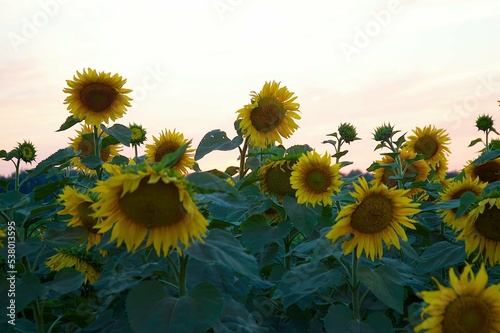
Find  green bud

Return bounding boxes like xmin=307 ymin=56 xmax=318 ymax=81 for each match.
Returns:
xmin=338 ymin=123 xmax=360 ymax=144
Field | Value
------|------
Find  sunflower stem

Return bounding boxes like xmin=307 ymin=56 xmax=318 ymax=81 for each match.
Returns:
xmin=351 ymin=253 xmax=360 ymax=320
xmin=22 ymin=256 xmax=44 ymax=332
xmin=178 ymin=253 xmax=189 ymax=297
xmin=93 ymin=125 xmax=103 ymax=180
xmin=14 ymin=158 xmax=21 ymax=191
xmin=239 ymin=137 xmax=250 ymax=179
xmin=485 ymin=130 xmax=490 ymax=152
xmin=134 ymin=144 xmax=139 ymax=162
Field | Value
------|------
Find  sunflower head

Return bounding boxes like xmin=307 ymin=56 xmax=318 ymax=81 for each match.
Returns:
xmin=236 ymin=81 xmax=301 ymax=148
xmin=145 ymin=129 xmax=194 ymax=174
xmin=91 ymin=164 xmax=208 ymax=256
xmin=258 ymin=157 xmax=298 ymax=197
xmin=0 ymin=228 xmax=5 ymax=248
xmin=464 ymin=158 xmax=500 ymax=183
xmin=415 ymin=263 xmax=500 ymax=333
xmin=326 ymin=177 xmax=420 ymax=261
xmin=16 ymin=140 xmax=37 ymax=163
xmin=63 ymin=68 xmax=132 ymax=126
xmin=129 ymin=123 xmax=147 ymax=145
xmin=46 ymin=247 xmax=103 ymax=284
xmin=457 ymin=193 xmax=500 ymax=266
xmin=373 ymin=123 xmax=396 ymax=142
xmin=58 ymin=186 xmax=102 ymax=250
xmin=290 ymin=150 xmax=343 ymax=207
xmin=475 ymin=114 xmax=495 ymax=132
xmin=404 ymin=125 xmax=451 ymax=167
xmin=69 ymin=124 xmax=121 ymax=175
xmin=338 ymin=123 xmax=360 ymax=144
xmin=438 ymin=176 xmax=487 ymax=230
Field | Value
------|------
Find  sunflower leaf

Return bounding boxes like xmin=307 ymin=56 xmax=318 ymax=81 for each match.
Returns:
xmin=81 ymin=155 xmax=103 ymax=170
xmin=101 ymin=135 xmax=120 ymax=149
xmin=47 ymin=268 xmax=85 ymax=294
xmin=357 ymin=265 xmax=404 ymax=314
xmin=186 ymin=229 xmax=258 ymax=278
xmin=417 ymin=241 xmax=466 ymax=273
xmin=56 ymin=115 xmax=81 ymax=132
xmin=468 ymin=137 xmax=483 ymax=147
xmin=27 ymin=147 xmax=76 ymax=178
xmin=472 ymin=149 xmax=500 ymax=164
xmin=158 ymin=142 xmax=190 ymax=169
xmin=195 ymin=129 xmax=243 ymax=160
xmin=100 ymin=123 xmax=131 ymax=147
xmin=455 ymin=191 xmax=477 ymax=219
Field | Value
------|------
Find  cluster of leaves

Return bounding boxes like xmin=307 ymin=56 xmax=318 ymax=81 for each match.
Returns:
xmin=1 ymin=117 xmax=500 ymax=333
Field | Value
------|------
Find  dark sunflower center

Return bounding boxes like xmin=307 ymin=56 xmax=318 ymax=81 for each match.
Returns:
xmin=118 ymin=178 xmax=185 ymax=228
xmin=265 ymin=164 xmax=295 ymax=196
xmin=250 ymin=97 xmax=286 ymax=133
xmin=442 ymin=296 xmax=491 ymax=333
xmin=382 ymin=169 xmax=398 ymax=188
xmin=77 ymin=202 xmax=99 ymax=233
xmin=474 ymin=162 xmax=500 ymax=183
xmin=305 ymin=169 xmax=331 ymax=193
xmin=414 ymin=135 xmax=438 ymax=158
xmin=351 ymin=194 xmax=393 ymax=234
xmin=154 ymin=142 xmax=180 ymax=163
xmin=80 ymin=82 xmax=117 ymax=112
xmin=77 ymin=139 xmax=111 ymax=161
xmin=475 ymin=206 xmax=500 ymax=241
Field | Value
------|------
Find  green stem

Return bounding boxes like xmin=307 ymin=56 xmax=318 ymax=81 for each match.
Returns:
xmin=335 ymin=138 xmax=343 ymax=164
xmin=14 ymin=158 xmax=21 ymax=191
xmin=351 ymin=254 xmax=360 ymax=320
xmin=238 ymin=137 xmax=250 ymax=179
xmin=22 ymin=256 xmax=44 ymax=332
xmin=178 ymin=253 xmax=189 ymax=297
xmin=134 ymin=144 xmax=139 ymax=162
xmin=485 ymin=130 xmax=490 ymax=152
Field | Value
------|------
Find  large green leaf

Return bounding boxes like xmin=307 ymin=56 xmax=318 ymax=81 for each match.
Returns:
xmin=100 ymin=123 xmax=131 ymax=147
xmin=241 ymin=215 xmax=292 ymax=252
xmin=186 ymin=229 xmax=258 ymax=278
xmin=15 ymin=273 xmax=43 ymax=312
xmin=48 ymin=268 xmax=85 ymax=294
xmin=324 ymin=304 xmax=372 ymax=333
xmin=195 ymin=129 xmax=243 ymax=160
xmin=357 ymin=265 xmax=404 ymax=314
xmin=0 ymin=190 xmax=29 ymax=210
xmin=417 ymin=241 xmax=466 ymax=273
xmin=472 ymin=149 xmax=500 ymax=164
xmin=126 ymin=281 xmax=223 ymax=333
xmin=27 ymin=147 xmax=76 ymax=178
xmin=57 ymin=115 xmax=81 ymax=132
xmin=274 ymin=262 xmax=343 ymax=309
xmin=283 ymin=195 xmax=320 ymax=236
xmin=81 ymin=155 xmax=103 ymax=170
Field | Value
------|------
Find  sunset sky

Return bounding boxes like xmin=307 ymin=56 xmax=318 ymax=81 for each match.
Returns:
xmin=1 ymin=0 xmax=500 ymax=177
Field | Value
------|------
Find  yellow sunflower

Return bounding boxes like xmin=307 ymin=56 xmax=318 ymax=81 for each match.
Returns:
xmin=372 ymin=148 xmax=430 ymax=196
xmin=405 ymin=125 xmax=451 ymax=167
xmin=464 ymin=157 xmax=500 ymax=183
xmin=415 ymin=263 xmax=500 ymax=333
xmin=69 ymin=124 xmax=121 ymax=174
xmin=145 ymin=129 xmax=194 ymax=174
xmin=457 ymin=195 xmax=500 ymax=266
xmin=91 ymin=164 xmax=208 ymax=256
xmin=46 ymin=249 xmax=102 ymax=284
xmin=57 ymin=186 xmax=102 ymax=250
xmin=290 ymin=151 xmax=343 ymax=207
xmin=326 ymin=177 xmax=420 ymax=261
xmin=236 ymin=81 xmax=301 ymax=148
xmin=0 ymin=228 xmax=5 ymax=248
xmin=438 ymin=177 xmax=487 ymax=231
xmin=63 ymin=68 xmax=132 ymax=126
xmin=431 ymin=156 xmax=449 ymax=182
xmin=258 ymin=158 xmax=298 ymax=197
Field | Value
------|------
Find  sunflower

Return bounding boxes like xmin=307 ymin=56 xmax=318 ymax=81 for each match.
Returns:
xmin=236 ymin=81 xmax=300 ymax=148
xmin=290 ymin=151 xmax=343 ymax=207
xmin=372 ymin=148 xmax=430 ymax=196
xmin=404 ymin=125 xmax=451 ymax=167
xmin=91 ymin=164 xmax=208 ymax=256
xmin=258 ymin=158 xmax=298 ymax=197
xmin=63 ymin=68 xmax=132 ymax=126
xmin=464 ymin=157 xmax=500 ymax=183
xmin=46 ymin=248 xmax=102 ymax=284
xmin=16 ymin=140 xmax=36 ymax=163
xmin=431 ymin=156 xmax=449 ymax=182
xmin=145 ymin=129 xmax=194 ymax=174
xmin=326 ymin=177 xmax=420 ymax=261
xmin=414 ymin=263 xmax=500 ymax=333
xmin=438 ymin=177 xmax=487 ymax=231
xmin=0 ymin=228 xmax=5 ymax=248
xmin=57 ymin=186 xmax=102 ymax=250
xmin=129 ymin=123 xmax=147 ymax=145
xmin=457 ymin=195 xmax=500 ymax=266
xmin=69 ymin=124 xmax=121 ymax=174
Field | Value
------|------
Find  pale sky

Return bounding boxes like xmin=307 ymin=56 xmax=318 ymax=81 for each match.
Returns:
xmin=1 ymin=0 xmax=500 ymax=177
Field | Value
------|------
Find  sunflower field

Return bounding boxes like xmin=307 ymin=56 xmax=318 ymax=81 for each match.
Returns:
xmin=1 ymin=69 xmax=500 ymax=333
